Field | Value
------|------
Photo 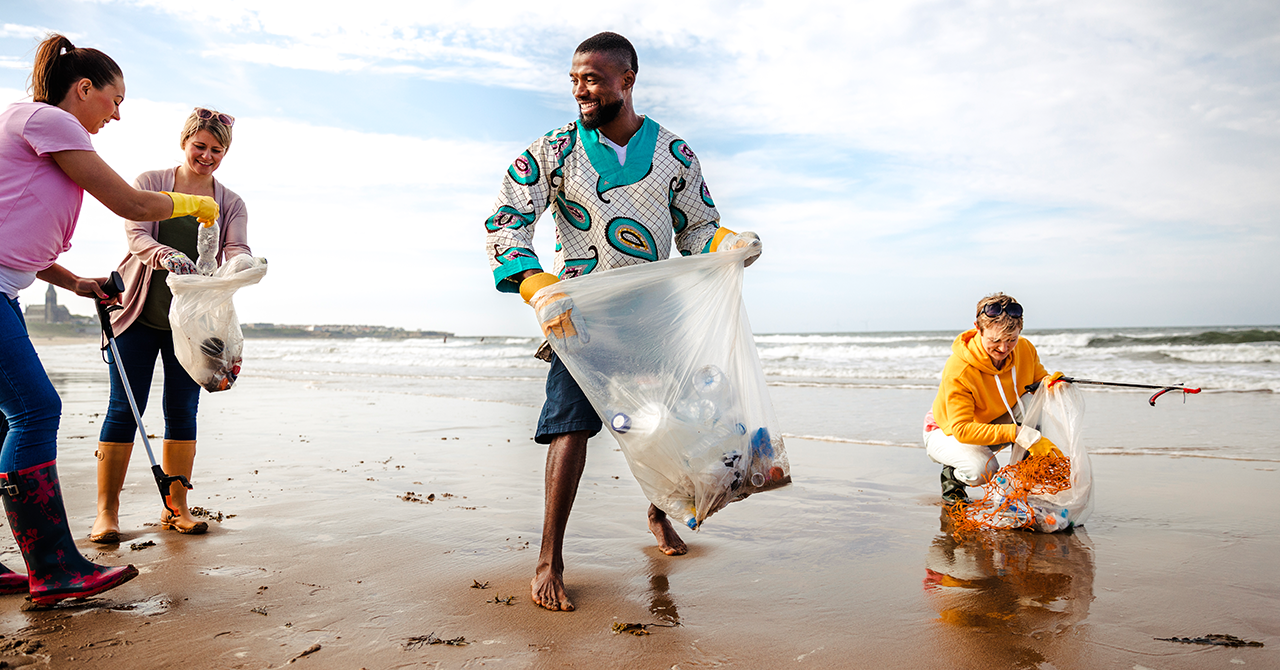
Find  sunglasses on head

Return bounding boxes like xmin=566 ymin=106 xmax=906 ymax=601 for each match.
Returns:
xmin=194 ymin=107 xmax=235 ymax=126
xmin=981 ymin=302 xmax=1023 ymax=319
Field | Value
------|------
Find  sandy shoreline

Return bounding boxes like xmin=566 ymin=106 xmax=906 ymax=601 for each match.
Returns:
xmin=0 ymin=367 xmax=1274 ymax=668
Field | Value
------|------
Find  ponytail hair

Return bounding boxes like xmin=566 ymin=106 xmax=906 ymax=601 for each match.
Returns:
xmin=30 ymin=33 xmax=122 ymax=105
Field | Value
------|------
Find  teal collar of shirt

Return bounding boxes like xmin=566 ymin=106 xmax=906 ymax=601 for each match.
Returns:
xmin=579 ymin=116 xmax=658 ymax=188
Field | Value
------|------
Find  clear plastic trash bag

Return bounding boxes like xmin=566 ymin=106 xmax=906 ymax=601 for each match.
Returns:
xmin=959 ymin=383 xmax=1094 ymax=532
xmin=166 ymin=254 xmax=267 ymax=392
xmin=533 ymin=245 xmax=790 ymax=530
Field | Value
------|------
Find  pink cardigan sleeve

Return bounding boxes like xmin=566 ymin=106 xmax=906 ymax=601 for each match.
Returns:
xmin=109 ymin=169 xmax=251 ymax=333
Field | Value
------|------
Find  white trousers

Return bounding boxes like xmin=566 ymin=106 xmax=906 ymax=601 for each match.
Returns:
xmin=924 ymin=428 xmax=1008 ymax=486
xmin=924 ymin=389 xmax=1036 ymax=486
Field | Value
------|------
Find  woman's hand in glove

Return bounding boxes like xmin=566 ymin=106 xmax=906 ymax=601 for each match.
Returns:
xmin=159 ymin=250 xmax=197 ymax=275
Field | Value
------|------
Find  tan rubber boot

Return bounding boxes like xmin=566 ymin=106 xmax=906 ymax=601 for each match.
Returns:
xmin=160 ymin=440 xmax=208 ymax=534
xmin=90 ymin=442 xmax=133 ymax=543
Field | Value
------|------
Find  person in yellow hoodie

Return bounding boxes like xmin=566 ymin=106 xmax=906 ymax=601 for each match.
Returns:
xmin=923 ymin=293 xmax=1065 ymax=503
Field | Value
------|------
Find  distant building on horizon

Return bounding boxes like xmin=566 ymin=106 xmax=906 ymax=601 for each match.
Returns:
xmin=24 ymin=285 xmax=72 ymax=324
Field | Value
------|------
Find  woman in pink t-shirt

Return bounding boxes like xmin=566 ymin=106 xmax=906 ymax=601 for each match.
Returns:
xmin=0 ymin=33 xmax=220 ymax=606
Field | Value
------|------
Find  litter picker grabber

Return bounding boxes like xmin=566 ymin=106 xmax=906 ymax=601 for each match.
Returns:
xmin=1027 ymin=376 xmax=1201 ymax=407
xmin=92 ymin=271 xmax=191 ymax=517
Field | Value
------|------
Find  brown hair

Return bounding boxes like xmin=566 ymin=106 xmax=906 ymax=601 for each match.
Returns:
xmin=30 ymin=34 xmax=122 ymax=105
xmin=975 ymin=292 xmax=1023 ymax=334
xmin=179 ymin=109 xmax=233 ymax=150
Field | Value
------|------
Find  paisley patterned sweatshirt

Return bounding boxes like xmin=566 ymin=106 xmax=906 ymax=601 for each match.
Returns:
xmin=485 ymin=117 xmax=722 ymax=293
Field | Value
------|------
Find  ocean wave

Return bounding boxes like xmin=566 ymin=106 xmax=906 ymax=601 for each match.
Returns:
xmin=1087 ymin=448 xmax=1280 ymax=463
xmin=756 ymin=333 xmax=952 ymax=345
xmin=756 ymin=343 xmax=951 ymax=362
xmin=166 ymin=328 xmax=1280 ymax=395
xmin=780 ymin=433 xmax=923 ymax=449
xmin=1083 ymin=328 xmax=1280 ymax=347
xmin=769 ymin=381 xmax=939 ymax=390
xmin=761 ymin=364 xmax=943 ymax=381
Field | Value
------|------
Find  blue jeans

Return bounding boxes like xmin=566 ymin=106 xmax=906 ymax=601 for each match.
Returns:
xmin=0 ymin=296 xmax=60 ymax=471
xmin=99 ymin=323 xmax=201 ymax=443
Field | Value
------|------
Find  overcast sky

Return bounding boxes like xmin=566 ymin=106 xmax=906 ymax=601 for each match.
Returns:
xmin=3 ymin=0 xmax=1277 ymax=335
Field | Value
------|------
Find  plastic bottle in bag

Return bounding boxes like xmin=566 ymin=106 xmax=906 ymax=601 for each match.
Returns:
xmin=195 ymin=220 xmax=219 ymax=276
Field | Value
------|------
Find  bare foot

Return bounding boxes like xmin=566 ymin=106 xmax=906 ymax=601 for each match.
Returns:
xmin=531 ymin=563 xmax=575 ymax=611
xmin=648 ymin=506 xmax=688 ymax=556
xmin=89 ymin=511 xmax=120 ymax=544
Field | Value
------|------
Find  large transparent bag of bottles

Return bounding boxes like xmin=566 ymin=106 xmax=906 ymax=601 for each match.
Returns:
xmin=533 ymin=245 xmax=790 ymax=530
xmin=167 ymin=254 xmax=267 ymax=393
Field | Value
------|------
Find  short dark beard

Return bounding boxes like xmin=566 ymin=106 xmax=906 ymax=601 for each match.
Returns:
xmin=579 ymin=99 xmax=623 ymax=130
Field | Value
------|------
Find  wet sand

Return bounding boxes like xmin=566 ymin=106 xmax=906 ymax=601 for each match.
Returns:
xmin=0 ymin=369 xmax=1275 ymax=668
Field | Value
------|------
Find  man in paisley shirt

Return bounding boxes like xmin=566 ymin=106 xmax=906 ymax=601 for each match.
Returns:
xmin=484 ymin=31 xmax=761 ymax=612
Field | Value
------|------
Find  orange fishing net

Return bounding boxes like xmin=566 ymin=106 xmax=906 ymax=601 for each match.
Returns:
xmin=948 ymin=454 xmax=1072 ymax=533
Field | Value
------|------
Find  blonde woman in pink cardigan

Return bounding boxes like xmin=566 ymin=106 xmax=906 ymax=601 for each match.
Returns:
xmin=91 ymin=107 xmax=249 ymax=543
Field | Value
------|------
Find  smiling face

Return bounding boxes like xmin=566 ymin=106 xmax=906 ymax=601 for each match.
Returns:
xmin=977 ymin=325 xmax=1021 ymax=368
xmin=71 ymin=77 xmax=125 ymax=134
xmin=182 ymin=129 xmax=227 ymax=176
xmin=569 ymin=51 xmax=632 ymax=130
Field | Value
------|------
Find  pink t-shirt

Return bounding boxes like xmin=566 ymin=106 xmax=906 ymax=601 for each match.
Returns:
xmin=0 ymin=102 xmax=95 ymax=274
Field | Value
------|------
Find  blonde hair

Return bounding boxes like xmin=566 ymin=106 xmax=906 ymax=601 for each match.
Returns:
xmin=179 ymin=108 xmax=233 ymax=150
xmin=975 ymin=292 xmax=1023 ymax=334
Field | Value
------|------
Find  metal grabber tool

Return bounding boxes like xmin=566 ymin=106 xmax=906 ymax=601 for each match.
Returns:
xmin=93 ymin=271 xmax=191 ymax=517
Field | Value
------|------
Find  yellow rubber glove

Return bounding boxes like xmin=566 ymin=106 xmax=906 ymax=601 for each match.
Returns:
xmin=163 ymin=191 xmax=219 ymax=224
xmin=519 ymin=273 xmax=588 ymax=349
xmin=1028 ymin=436 xmax=1065 ymax=459
xmin=1045 ymin=371 xmax=1067 ymax=388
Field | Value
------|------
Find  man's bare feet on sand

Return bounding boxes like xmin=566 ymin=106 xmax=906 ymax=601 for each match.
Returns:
xmin=648 ymin=505 xmax=688 ymax=556
xmin=531 ymin=563 xmax=574 ymax=611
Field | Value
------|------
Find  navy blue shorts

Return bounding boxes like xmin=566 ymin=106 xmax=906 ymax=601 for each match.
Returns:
xmin=535 ymin=353 xmax=602 ymax=444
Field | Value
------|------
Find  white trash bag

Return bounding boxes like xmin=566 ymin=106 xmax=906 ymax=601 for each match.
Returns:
xmin=1024 ymin=383 xmax=1094 ymax=530
xmin=167 ymin=254 xmax=267 ymax=392
xmin=959 ymin=383 xmax=1094 ymax=532
xmin=533 ymin=245 xmax=790 ymax=530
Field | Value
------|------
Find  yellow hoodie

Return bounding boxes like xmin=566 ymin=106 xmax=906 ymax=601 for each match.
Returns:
xmin=931 ymin=329 xmax=1048 ymax=446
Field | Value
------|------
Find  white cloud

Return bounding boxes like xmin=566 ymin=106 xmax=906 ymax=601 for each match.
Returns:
xmin=1 ymin=23 xmax=71 ymax=40
xmin=9 ymin=87 xmax=538 ymax=334
xmin=100 ymin=0 xmax=1280 ymax=235
xmin=11 ymin=1 xmax=1280 ymax=331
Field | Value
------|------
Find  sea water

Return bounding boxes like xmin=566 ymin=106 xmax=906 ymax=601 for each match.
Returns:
xmin=36 ymin=326 xmax=1280 ymax=462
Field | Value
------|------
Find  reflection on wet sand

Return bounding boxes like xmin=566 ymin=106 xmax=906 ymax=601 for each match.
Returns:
xmin=923 ymin=511 xmax=1095 ymax=666
xmin=646 ymin=553 xmax=681 ymax=624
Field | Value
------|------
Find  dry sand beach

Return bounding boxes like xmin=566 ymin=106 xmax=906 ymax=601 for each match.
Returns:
xmin=0 ymin=338 xmax=1275 ymax=669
